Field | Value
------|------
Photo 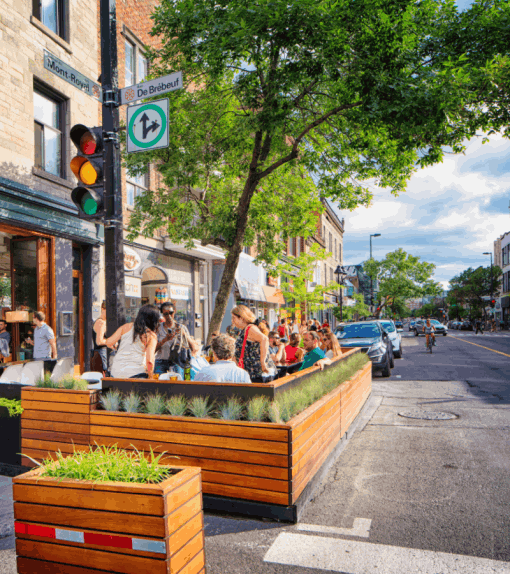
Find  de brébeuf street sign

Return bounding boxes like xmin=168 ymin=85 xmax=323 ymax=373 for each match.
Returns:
xmin=126 ymin=98 xmax=169 ymax=154
xmin=120 ymin=72 xmax=182 ymax=105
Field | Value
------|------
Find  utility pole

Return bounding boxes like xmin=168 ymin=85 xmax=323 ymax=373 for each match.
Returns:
xmin=100 ymin=0 xmax=125 ymax=336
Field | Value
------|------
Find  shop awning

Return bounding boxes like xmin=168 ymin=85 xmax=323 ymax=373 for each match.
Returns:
xmin=262 ymin=286 xmax=285 ymax=305
xmin=236 ymin=279 xmax=266 ymax=302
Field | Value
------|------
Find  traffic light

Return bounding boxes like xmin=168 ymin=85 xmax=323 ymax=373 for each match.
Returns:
xmin=491 ymin=299 xmax=496 ymax=308
xmin=70 ymin=125 xmax=104 ymax=220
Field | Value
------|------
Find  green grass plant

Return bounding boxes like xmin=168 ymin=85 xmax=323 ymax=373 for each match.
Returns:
xmin=188 ymin=395 xmax=213 ymax=418
xmin=268 ymin=401 xmax=282 ymax=423
xmin=218 ymin=396 xmax=243 ymax=421
xmin=166 ymin=395 xmax=187 ymax=417
xmin=100 ymin=389 xmax=122 ymax=412
xmin=122 ymin=391 xmax=142 ymax=413
xmin=0 ymin=398 xmax=23 ymax=417
xmin=246 ymin=396 xmax=268 ymax=422
xmin=39 ymin=444 xmax=175 ymax=484
xmin=59 ymin=375 xmax=88 ymax=390
xmin=145 ymin=393 xmax=166 ymax=415
xmin=35 ymin=374 xmax=58 ymax=388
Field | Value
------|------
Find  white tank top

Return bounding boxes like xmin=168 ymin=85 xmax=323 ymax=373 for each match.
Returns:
xmin=111 ymin=326 xmax=146 ymax=378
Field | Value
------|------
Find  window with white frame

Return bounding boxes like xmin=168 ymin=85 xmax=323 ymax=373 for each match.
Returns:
xmin=33 ymin=0 xmax=66 ymax=39
xmin=125 ymin=37 xmax=148 ymax=88
xmin=34 ymin=87 xmax=64 ymax=178
xmin=126 ymin=170 xmax=148 ymax=208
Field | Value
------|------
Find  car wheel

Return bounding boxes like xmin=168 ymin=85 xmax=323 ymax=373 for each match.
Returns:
xmin=394 ymin=347 xmax=403 ymax=358
xmin=443 ymin=333 xmax=447 ymax=336
xmin=381 ymin=358 xmax=391 ymax=377
xmin=389 ymin=351 xmax=395 ymax=368
xmin=414 ymin=330 xmax=419 ymax=336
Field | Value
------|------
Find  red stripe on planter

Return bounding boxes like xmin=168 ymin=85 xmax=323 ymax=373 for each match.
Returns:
xmin=83 ymin=532 xmax=133 ymax=550
xmin=26 ymin=524 xmax=56 ymax=538
xmin=15 ymin=523 xmax=27 ymax=535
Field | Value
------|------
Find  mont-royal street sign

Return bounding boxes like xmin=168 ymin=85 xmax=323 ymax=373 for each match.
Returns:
xmin=44 ymin=51 xmax=102 ymax=101
xmin=120 ymin=72 xmax=182 ymax=105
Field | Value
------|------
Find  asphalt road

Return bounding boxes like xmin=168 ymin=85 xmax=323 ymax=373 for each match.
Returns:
xmin=1 ymin=332 xmax=509 ymax=573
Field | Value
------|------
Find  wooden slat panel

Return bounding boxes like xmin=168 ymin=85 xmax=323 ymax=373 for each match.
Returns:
xmin=292 ymin=437 xmax=338 ymax=502
xmin=21 ymin=419 xmax=91 ymax=435
xmin=21 ymin=389 xmax=95 ymax=404
xmin=292 ymin=404 xmax=340 ymax=467
xmin=90 ymin=425 xmax=288 ymax=455
xmin=14 ymin=503 xmax=166 ymax=537
xmin=12 ymin=485 xmax=165 ymax=516
xmin=17 ymin=557 xmax=118 ymax=574
xmin=168 ymin=512 xmax=203 ymax=557
xmin=21 ymin=429 xmax=90 ymax=445
xmin=91 ymin=412 xmax=289 ymax=442
xmin=166 ymin=494 xmax=202 ymax=538
xmin=172 ymin=548 xmax=204 ymax=574
xmin=202 ymin=470 xmax=289 ymax=493
xmin=163 ymin=474 xmax=201 ymax=510
xmin=292 ymin=419 xmax=340 ymax=481
xmin=290 ymin=387 xmax=341 ymax=439
xmin=21 ymin=400 xmax=91 ymax=414
xmin=21 ymin=438 xmax=89 ymax=455
xmin=90 ymin=435 xmax=290 ymax=468
xmin=291 ymin=396 xmax=339 ymax=454
xmin=21 ymin=410 xmax=90 ymax=424
xmin=170 ymin=531 xmax=204 ymax=574
xmin=202 ymin=481 xmax=288 ymax=505
xmin=15 ymin=539 xmax=167 ymax=574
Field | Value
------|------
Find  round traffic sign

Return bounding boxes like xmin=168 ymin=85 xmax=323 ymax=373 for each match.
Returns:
xmin=128 ymin=103 xmax=167 ymax=149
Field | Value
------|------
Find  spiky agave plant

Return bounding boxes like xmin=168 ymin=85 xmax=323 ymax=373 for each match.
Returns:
xmin=122 ymin=391 xmax=142 ymax=413
xmin=188 ymin=396 xmax=213 ymax=419
xmin=145 ymin=393 xmax=166 ymax=415
xmin=218 ymin=397 xmax=244 ymax=421
xmin=165 ymin=395 xmax=187 ymax=417
xmin=100 ymin=389 xmax=122 ymax=412
xmin=246 ymin=396 xmax=269 ymax=422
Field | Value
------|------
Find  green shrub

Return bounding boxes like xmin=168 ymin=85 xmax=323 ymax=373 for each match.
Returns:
xmin=100 ymin=389 xmax=122 ymax=412
xmin=268 ymin=401 xmax=282 ymax=424
xmin=36 ymin=374 xmax=88 ymax=390
xmin=246 ymin=396 xmax=268 ymax=422
xmin=188 ymin=396 xmax=213 ymax=418
xmin=0 ymin=398 xmax=23 ymax=417
xmin=35 ymin=374 xmax=58 ymax=388
xmin=145 ymin=393 xmax=166 ymax=415
xmin=218 ymin=397 xmax=243 ymax=421
xmin=40 ymin=445 xmax=175 ymax=484
xmin=166 ymin=395 xmax=187 ymax=417
xmin=122 ymin=391 xmax=142 ymax=413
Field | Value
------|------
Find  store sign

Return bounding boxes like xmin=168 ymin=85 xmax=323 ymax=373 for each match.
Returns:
xmin=236 ymin=279 xmax=267 ymax=302
xmin=125 ymin=276 xmax=141 ymax=298
xmin=169 ymin=285 xmax=190 ymax=300
xmin=124 ymin=246 xmax=142 ymax=271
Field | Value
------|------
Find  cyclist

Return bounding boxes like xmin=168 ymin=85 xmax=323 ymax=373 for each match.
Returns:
xmin=423 ymin=318 xmax=436 ymax=348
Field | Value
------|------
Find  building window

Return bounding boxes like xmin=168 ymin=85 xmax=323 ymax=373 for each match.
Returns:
xmin=125 ymin=39 xmax=148 ymax=87
xmin=329 ymin=232 xmax=332 ymax=253
xmin=330 ymin=267 xmax=333 ymax=283
xmin=126 ymin=170 xmax=148 ymax=208
xmin=339 ymin=243 xmax=342 ymax=262
xmin=33 ymin=0 xmax=65 ymax=38
xmin=288 ymin=238 xmax=297 ymax=257
xmin=243 ymin=246 xmax=249 ymax=254
xmin=34 ymin=87 xmax=63 ymax=178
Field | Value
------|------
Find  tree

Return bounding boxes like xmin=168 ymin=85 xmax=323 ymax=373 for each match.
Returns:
xmin=125 ymin=0 xmax=510 ymax=336
xmin=267 ymin=244 xmax=337 ymax=318
xmin=333 ymin=293 xmax=370 ymax=322
xmin=364 ymin=249 xmax=442 ymax=318
xmin=448 ymin=265 xmax=502 ymax=319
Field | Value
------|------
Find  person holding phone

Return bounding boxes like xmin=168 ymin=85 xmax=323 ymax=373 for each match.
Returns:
xmin=154 ymin=302 xmax=191 ymax=374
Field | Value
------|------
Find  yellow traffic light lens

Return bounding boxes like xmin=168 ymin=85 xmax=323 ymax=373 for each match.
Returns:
xmin=79 ymin=161 xmax=98 ymax=185
xmin=70 ymin=156 xmax=87 ymax=179
xmin=80 ymin=132 xmax=97 ymax=155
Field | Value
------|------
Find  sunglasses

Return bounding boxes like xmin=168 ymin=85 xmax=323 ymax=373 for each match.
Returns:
xmin=162 ymin=311 xmax=174 ymax=316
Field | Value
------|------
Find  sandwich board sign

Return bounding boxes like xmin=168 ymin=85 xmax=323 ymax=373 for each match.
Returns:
xmin=126 ymin=98 xmax=169 ymax=153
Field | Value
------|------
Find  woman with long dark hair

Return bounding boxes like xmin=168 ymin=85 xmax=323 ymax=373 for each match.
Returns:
xmin=107 ymin=304 xmax=160 ymax=378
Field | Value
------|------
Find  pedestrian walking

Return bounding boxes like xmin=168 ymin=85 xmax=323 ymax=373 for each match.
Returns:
xmin=278 ymin=318 xmax=289 ymax=340
xmin=0 ymin=319 xmax=11 ymax=361
xmin=474 ymin=318 xmax=484 ymax=335
xmin=25 ymin=312 xmax=57 ymax=365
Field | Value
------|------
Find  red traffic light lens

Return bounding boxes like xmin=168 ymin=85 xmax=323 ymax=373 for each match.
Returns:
xmin=80 ymin=132 xmax=97 ymax=155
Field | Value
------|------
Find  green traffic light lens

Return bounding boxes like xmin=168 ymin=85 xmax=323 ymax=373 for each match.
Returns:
xmin=82 ymin=192 xmax=98 ymax=215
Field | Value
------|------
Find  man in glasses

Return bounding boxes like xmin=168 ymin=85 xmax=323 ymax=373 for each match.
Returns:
xmin=268 ymin=331 xmax=285 ymax=365
xmin=154 ymin=302 xmax=190 ymax=374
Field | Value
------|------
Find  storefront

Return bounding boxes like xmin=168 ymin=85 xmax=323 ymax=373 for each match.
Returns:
xmin=0 ymin=178 xmax=101 ymax=373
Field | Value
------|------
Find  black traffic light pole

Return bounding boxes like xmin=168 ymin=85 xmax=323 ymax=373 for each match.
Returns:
xmin=100 ymin=0 xmax=125 ymax=337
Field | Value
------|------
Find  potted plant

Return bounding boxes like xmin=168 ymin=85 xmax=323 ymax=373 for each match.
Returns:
xmin=13 ymin=446 xmax=205 ymax=574
xmin=0 ymin=398 xmax=23 ymax=466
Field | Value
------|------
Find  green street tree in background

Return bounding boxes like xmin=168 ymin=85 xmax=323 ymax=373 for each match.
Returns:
xmin=125 ymin=0 xmax=510 ymax=336
xmin=333 ymin=293 xmax=371 ymax=323
xmin=448 ymin=266 xmax=502 ymax=319
xmin=364 ymin=249 xmax=442 ymax=318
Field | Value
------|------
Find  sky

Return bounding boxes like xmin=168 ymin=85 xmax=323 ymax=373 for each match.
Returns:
xmin=335 ymin=0 xmax=509 ymax=291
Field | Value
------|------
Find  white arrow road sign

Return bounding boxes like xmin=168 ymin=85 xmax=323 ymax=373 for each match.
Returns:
xmin=126 ymin=98 xmax=169 ymax=154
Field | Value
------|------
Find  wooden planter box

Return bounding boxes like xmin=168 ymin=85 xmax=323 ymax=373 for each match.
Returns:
xmin=20 ymin=388 xmax=99 ymax=467
xmin=13 ymin=466 xmax=205 ymax=574
xmin=0 ymin=405 xmax=22 ymax=466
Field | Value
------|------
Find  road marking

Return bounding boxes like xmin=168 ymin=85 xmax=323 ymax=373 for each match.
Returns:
xmin=297 ymin=518 xmax=372 ymax=538
xmin=448 ymin=335 xmax=510 ymax=358
xmin=264 ymin=533 xmax=510 ymax=573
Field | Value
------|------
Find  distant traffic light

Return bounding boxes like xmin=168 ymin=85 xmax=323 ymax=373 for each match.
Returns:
xmin=491 ymin=299 xmax=496 ymax=308
xmin=70 ymin=125 xmax=104 ymax=220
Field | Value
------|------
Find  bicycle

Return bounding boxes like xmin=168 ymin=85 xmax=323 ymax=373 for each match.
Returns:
xmin=426 ymin=334 xmax=434 ymax=353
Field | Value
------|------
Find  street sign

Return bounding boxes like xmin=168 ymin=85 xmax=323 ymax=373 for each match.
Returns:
xmin=44 ymin=50 xmax=102 ymax=101
xmin=126 ymin=98 xmax=169 ymax=154
xmin=120 ymin=72 xmax=182 ymax=105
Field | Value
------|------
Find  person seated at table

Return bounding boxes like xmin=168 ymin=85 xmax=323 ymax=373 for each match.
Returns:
xmin=107 ymin=305 xmax=159 ymax=379
xmin=285 ymin=333 xmax=305 ymax=364
xmin=187 ymin=336 xmax=209 ymax=380
xmin=203 ymin=331 xmax=219 ymax=356
xmin=322 ymin=331 xmax=342 ymax=359
xmin=194 ymin=334 xmax=251 ymax=383
xmin=299 ymin=332 xmax=332 ymax=372
xmin=268 ymin=331 xmax=286 ymax=365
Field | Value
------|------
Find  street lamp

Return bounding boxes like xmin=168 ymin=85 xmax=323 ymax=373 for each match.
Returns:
xmin=483 ymin=251 xmax=493 ymax=317
xmin=335 ymin=265 xmax=347 ymax=323
xmin=369 ymin=234 xmax=381 ymax=312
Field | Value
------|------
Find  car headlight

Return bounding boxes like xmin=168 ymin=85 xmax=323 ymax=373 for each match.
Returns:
xmin=368 ymin=342 xmax=385 ymax=355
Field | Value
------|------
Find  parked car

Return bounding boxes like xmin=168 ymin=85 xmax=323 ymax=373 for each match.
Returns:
xmin=335 ymin=322 xmax=393 ymax=377
xmin=460 ymin=320 xmax=473 ymax=331
xmin=395 ymin=320 xmax=404 ymax=331
xmin=375 ymin=319 xmax=403 ymax=358
xmin=409 ymin=320 xmax=416 ymax=331
xmin=413 ymin=319 xmax=424 ymax=335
